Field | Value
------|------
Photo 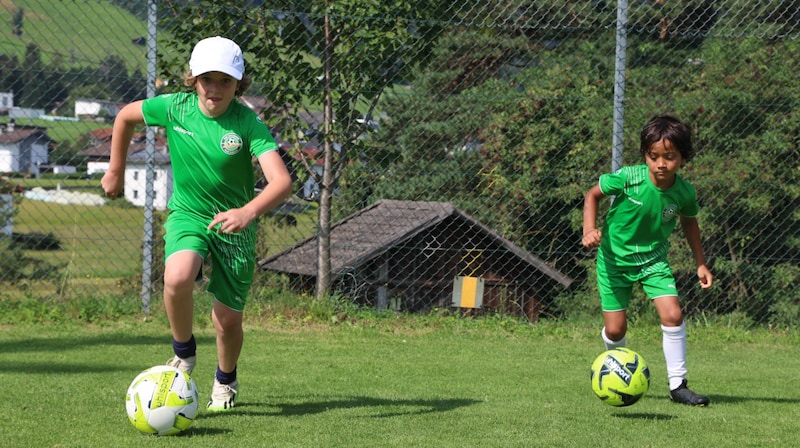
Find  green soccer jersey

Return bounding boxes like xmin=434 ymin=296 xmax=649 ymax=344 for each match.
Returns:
xmin=597 ymin=164 xmax=699 ymax=267
xmin=141 ymin=92 xmax=277 ymax=221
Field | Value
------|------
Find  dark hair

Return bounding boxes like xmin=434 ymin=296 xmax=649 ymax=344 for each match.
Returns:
xmin=639 ymin=113 xmax=695 ymax=162
xmin=181 ymin=71 xmax=252 ymax=97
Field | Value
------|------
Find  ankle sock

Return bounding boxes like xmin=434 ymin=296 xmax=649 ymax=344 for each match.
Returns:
xmin=172 ymin=335 xmax=196 ymax=359
xmin=216 ymin=365 xmax=237 ymax=385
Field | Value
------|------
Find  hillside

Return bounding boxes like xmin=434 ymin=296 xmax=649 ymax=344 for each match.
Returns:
xmin=0 ymin=0 xmax=147 ymax=73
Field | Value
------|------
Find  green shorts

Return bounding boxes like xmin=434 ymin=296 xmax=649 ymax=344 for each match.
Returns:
xmin=595 ymin=255 xmax=679 ymax=312
xmin=163 ymin=210 xmax=257 ymax=311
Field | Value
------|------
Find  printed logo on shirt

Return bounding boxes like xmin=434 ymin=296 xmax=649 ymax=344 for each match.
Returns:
xmin=220 ymin=133 xmax=243 ymax=155
xmin=662 ymin=204 xmax=678 ymax=221
xmin=173 ymin=125 xmax=194 ymax=136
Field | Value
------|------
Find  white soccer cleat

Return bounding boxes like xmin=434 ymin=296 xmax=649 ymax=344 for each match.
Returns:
xmin=207 ymin=378 xmax=238 ymax=412
xmin=166 ymin=355 xmax=196 ymax=375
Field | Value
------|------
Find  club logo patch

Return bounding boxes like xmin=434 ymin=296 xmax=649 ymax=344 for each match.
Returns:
xmin=220 ymin=133 xmax=243 ymax=155
xmin=662 ymin=204 xmax=678 ymax=221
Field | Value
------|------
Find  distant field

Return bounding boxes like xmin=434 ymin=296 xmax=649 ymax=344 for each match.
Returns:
xmin=0 ymin=0 xmax=148 ymax=73
xmin=14 ymin=197 xmax=145 ymax=278
xmin=12 ymin=192 xmax=319 ymax=282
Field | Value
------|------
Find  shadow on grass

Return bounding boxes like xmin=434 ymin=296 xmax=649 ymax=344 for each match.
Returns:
xmin=0 ymin=332 xmax=214 ymax=355
xmin=702 ymin=394 xmax=800 ymax=405
xmin=612 ymin=412 xmax=675 ymax=420
xmin=0 ymin=332 xmax=215 ymax=374
xmin=184 ymin=427 xmax=232 ymax=436
xmin=202 ymin=395 xmax=482 ymax=419
xmin=646 ymin=392 xmax=800 ymax=405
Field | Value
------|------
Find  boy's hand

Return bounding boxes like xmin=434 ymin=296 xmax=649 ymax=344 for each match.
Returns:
xmin=582 ymin=228 xmax=602 ymax=248
xmin=101 ymin=171 xmax=123 ymax=199
xmin=697 ymin=265 xmax=713 ymax=289
xmin=208 ymin=208 xmax=256 ymax=234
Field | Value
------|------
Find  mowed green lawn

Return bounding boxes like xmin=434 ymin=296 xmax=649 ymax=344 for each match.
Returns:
xmin=1 ymin=315 xmax=798 ymax=448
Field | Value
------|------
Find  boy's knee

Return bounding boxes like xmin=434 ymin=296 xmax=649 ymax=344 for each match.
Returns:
xmin=659 ymin=309 xmax=683 ymax=327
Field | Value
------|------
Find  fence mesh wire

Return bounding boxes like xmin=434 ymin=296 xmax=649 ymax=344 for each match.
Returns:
xmin=1 ymin=0 xmax=798 ymax=326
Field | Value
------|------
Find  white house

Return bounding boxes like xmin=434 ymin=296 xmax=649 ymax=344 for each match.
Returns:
xmin=74 ymin=98 xmax=124 ymax=118
xmin=0 ymin=122 xmax=52 ymax=173
xmin=124 ymin=154 xmax=173 ymax=210
xmin=0 ymin=92 xmax=13 ymax=111
xmin=79 ymin=129 xmax=173 ymax=209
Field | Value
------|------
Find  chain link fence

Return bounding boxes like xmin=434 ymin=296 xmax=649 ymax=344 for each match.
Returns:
xmin=1 ymin=0 xmax=798 ymax=326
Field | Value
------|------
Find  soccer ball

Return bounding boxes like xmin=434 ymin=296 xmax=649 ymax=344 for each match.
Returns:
xmin=125 ymin=365 xmax=199 ymax=435
xmin=590 ymin=348 xmax=650 ymax=407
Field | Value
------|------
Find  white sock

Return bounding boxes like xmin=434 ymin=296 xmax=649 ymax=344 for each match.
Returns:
xmin=602 ymin=327 xmax=626 ymax=350
xmin=662 ymin=322 xmax=688 ymax=390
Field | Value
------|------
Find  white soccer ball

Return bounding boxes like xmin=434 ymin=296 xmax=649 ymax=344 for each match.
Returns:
xmin=125 ymin=365 xmax=199 ymax=435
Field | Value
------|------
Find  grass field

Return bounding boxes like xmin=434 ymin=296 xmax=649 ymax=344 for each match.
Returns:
xmin=1 ymin=310 xmax=799 ymax=447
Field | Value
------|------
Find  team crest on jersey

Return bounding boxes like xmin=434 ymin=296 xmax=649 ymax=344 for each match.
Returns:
xmin=220 ymin=133 xmax=243 ymax=155
xmin=662 ymin=204 xmax=678 ymax=221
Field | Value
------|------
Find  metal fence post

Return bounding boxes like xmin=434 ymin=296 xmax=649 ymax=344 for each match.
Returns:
xmin=140 ymin=0 xmax=158 ymax=314
xmin=612 ymin=0 xmax=629 ymax=173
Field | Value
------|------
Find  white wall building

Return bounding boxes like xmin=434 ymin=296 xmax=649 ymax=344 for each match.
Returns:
xmin=124 ymin=152 xmax=173 ymax=210
xmin=0 ymin=123 xmax=51 ymax=173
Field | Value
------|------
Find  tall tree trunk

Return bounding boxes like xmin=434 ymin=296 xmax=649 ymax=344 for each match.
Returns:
xmin=316 ymin=10 xmax=334 ymax=299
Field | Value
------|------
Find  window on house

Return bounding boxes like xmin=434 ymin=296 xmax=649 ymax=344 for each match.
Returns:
xmin=133 ymin=190 xmax=139 ymax=199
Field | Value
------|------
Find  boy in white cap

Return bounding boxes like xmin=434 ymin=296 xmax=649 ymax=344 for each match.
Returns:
xmin=102 ymin=36 xmax=292 ymax=412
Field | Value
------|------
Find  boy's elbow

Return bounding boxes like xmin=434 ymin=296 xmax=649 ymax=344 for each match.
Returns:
xmin=277 ymin=175 xmax=293 ymax=199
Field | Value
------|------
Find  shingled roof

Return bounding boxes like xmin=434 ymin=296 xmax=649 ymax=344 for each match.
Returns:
xmin=258 ymin=199 xmax=573 ymax=287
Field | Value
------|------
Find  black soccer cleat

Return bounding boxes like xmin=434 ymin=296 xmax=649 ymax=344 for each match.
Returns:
xmin=669 ymin=380 xmax=710 ymax=406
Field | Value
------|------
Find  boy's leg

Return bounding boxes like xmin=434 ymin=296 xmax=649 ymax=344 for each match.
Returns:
xmin=653 ymin=295 xmax=709 ymax=406
xmin=653 ymin=296 xmax=686 ymax=388
xmin=163 ymin=250 xmax=203 ymax=374
xmin=597 ymin=257 xmax=632 ymax=348
xmin=164 ymin=250 xmax=203 ymax=343
xmin=211 ymin=300 xmax=244 ymax=376
xmin=602 ymin=311 xmax=628 ymax=349
xmin=208 ymin=300 xmax=243 ymax=412
xmin=204 ymin=230 xmax=254 ymax=411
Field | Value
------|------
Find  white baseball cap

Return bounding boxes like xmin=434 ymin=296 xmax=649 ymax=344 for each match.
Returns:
xmin=189 ymin=36 xmax=244 ymax=80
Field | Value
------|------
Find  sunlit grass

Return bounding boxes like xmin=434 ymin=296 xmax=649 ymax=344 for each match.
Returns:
xmin=1 ymin=316 xmax=798 ymax=447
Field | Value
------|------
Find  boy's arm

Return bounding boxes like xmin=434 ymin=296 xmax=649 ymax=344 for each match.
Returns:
xmin=582 ymin=184 xmax=604 ymax=248
xmin=207 ymin=149 xmax=293 ymax=234
xmin=101 ymin=100 xmax=145 ymax=198
xmin=680 ymin=215 xmax=713 ymax=289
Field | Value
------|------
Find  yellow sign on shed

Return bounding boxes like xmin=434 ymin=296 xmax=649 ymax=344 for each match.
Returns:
xmin=452 ymin=276 xmax=484 ymax=309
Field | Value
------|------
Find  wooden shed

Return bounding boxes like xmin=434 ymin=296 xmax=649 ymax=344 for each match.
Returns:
xmin=258 ymin=200 xmax=573 ymax=321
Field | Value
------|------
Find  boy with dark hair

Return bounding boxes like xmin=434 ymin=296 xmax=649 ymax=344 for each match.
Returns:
xmin=582 ymin=113 xmax=713 ymax=406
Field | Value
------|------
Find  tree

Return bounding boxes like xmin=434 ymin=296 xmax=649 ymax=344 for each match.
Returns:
xmin=11 ymin=7 xmax=23 ymax=37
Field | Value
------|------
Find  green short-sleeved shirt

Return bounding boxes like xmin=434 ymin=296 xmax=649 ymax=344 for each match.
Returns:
xmin=141 ymin=92 xmax=277 ymax=221
xmin=597 ymin=164 xmax=698 ymax=268
xmin=142 ymin=92 xmax=278 ymax=309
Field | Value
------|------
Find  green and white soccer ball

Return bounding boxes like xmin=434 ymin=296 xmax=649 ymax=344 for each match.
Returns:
xmin=125 ymin=365 xmax=199 ymax=435
xmin=590 ymin=347 xmax=650 ymax=407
